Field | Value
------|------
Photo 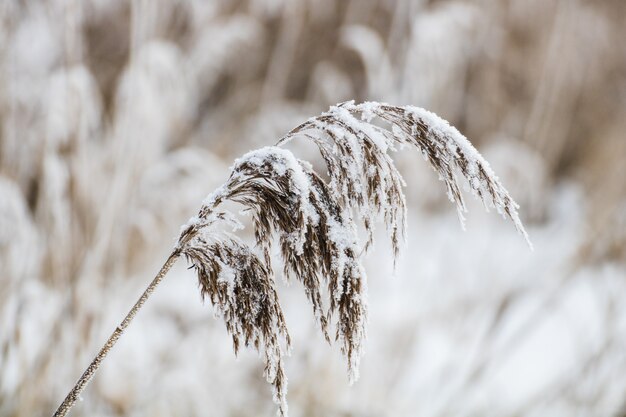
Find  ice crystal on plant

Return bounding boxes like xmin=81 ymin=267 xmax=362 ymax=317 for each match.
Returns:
xmin=175 ymin=101 xmax=530 ymax=416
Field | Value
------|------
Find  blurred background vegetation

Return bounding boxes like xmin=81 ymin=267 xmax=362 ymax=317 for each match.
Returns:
xmin=1 ymin=1 xmax=625 ymax=416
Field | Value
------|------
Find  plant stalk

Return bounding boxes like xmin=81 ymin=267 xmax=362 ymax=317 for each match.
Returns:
xmin=52 ymin=250 xmax=181 ymax=417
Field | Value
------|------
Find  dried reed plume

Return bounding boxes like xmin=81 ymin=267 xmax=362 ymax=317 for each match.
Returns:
xmin=53 ymin=101 xmax=530 ymax=417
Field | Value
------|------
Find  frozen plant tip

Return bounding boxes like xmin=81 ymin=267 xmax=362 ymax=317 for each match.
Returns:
xmin=53 ymin=101 xmax=531 ymax=417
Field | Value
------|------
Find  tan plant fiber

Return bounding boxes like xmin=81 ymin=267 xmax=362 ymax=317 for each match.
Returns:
xmin=53 ymin=101 xmax=529 ymax=417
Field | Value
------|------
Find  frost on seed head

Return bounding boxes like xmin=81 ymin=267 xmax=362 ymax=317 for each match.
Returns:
xmin=175 ymin=101 xmax=531 ymax=416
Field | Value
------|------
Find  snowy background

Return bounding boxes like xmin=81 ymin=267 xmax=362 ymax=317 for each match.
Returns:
xmin=1 ymin=0 xmax=625 ymax=416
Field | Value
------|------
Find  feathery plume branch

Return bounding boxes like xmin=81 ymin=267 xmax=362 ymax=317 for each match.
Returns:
xmin=53 ymin=102 xmax=530 ymax=417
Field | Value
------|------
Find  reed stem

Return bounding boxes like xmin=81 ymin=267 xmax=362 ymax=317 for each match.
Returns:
xmin=52 ymin=250 xmax=181 ymax=417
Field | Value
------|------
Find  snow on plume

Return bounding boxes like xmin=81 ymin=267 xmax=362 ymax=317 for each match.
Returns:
xmin=175 ymin=102 xmax=531 ymax=416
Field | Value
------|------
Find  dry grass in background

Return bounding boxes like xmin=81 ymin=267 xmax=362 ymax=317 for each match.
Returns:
xmin=1 ymin=0 xmax=625 ymax=416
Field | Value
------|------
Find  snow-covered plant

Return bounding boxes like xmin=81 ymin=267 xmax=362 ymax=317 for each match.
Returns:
xmin=53 ymin=101 xmax=530 ymax=417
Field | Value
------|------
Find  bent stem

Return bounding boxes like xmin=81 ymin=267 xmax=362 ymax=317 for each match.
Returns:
xmin=52 ymin=250 xmax=181 ymax=417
